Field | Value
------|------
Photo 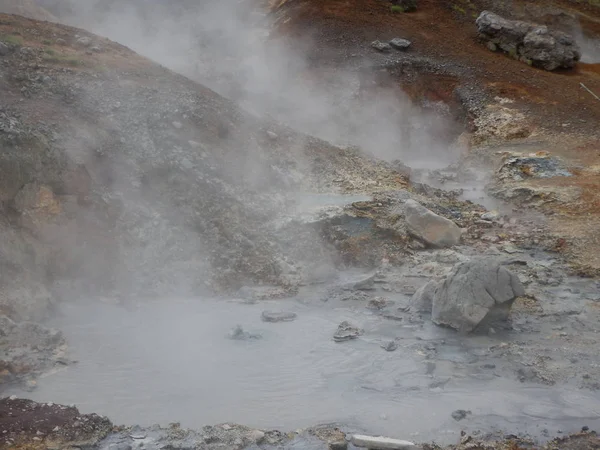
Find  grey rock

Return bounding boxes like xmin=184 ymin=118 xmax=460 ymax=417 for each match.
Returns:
xmin=431 ymin=258 xmax=525 ymax=333
xmin=371 ymin=40 xmax=392 ymax=52
xmin=333 ymin=321 xmax=363 ymax=342
xmin=403 ymin=199 xmax=462 ymax=247
xmin=381 ymin=341 xmax=398 ymax=352
xmin=0 ymin=41 xmax=10 ymax=56
xmin=261 ymin=310 xmax=297 ymax=322
xmin=409 ymin=280 xmax=439 ymax=313
xmin=389 ymin=38 xmax=412 ymax=50
xmin=76 ymin=36 xmax=92 ymax=47
xmin=228 ymin=325 xmax=262 ymax=340
xmin=367 ymin=297 xmax=389 ymax=310
xmin=351 ymin=434 xmax=416 ymax=449
xmin=342 ymin=272 xmax=376 ymax=291
xmin=476 ymin=11 xmax=580 ymax=70
xmin=451 ymin=409 xmax=471 ymax=421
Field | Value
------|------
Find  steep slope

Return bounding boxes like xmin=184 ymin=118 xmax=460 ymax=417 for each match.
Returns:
xmin=0 ymin=13 xmax=412 ymax=320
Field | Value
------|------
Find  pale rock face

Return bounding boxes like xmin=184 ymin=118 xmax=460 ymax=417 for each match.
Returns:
xmin=431 ymin=258 xmax=525 ymax=333
xmin=403 ymin=199 xmax=462 ymax=248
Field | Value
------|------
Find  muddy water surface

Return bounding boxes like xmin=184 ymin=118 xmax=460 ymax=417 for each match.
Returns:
xmin=10 ymin=287 xmax=600 ymax=445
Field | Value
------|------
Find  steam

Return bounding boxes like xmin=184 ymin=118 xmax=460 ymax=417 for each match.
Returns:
xmin=43 ymin=0 xmax=461 ymax=168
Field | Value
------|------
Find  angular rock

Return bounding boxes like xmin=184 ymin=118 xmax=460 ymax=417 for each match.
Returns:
xmin=381 ymin=340 xmax=398 ymax=352
xmin=431 ymin=258 xmax=525 ymax=333
xmin=389 ymin=38 xmax=412 ymax=50
xmin=261 ymin=310 xmax=297 ymax=322
xmin=403 ymin=200 xmax=462 ymax=248
xmin=409 ymin=280 xmax=439 ymax=313
xmin=351 ymin=434 xmax=416 ymax=449
xmin=476 ymin=11 xmax=580 ymax=71
xmin=333 ymin=321 xmax=363 ymax=342
xmin=371 ymin=40 xmax=392 ymax=52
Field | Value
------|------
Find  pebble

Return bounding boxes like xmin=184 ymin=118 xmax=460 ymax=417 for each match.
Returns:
xmin=381 ymin=341 xmax=398 ymax=352
xmin=261 ymin=311 xmax=297 ymax=322
xmin=351 ymin=434 xmax=416 ymax=449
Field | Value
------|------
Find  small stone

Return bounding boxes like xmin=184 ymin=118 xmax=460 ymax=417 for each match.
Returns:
xmin=451 ymin=409 xmax=471 ymax=421
xmin=130 ymin=433 xmax=147 ymax=439
xmin=172 ymin=121 xmax=183 ymax=129
xmin=76 ymin=36 xmax=92 ymax=47
xmin=389 ymin=38 xmax=412 ymax=50
xmin=481 ymin=211 xmax=500 ymax=221
xmin=381 ymin=341 xmax=398 ymax=352
xmin=266 ymin=130 xmax=278 ymax=140
xmin=367 ymin=297 xmax=388 ymax=310
xmin=8 ymin=396 xmax=17 ymax=400
xmin=351 ymin=434 xmax=416 ymax=449
xmin=333 ymin=321 xmax=363 ymax=342
xmin=371 ymin=40 xmax=392 ymax=52
xmin=261 ymin=311 xmax=297 ymax=322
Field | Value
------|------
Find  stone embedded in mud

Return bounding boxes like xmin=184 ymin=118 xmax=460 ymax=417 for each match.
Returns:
xmin=403 ymin=199 xmax=462 ymax=248
xmin=371 ymin=40 xmax=392 ymax=52
xmin=451 ymin=409 xmax=471 ymax=421
xmin=381 ymin=340 xmax=398 ymax=352
xmin=431 ymin=258 xmax=525 ymax=333
xmin=351 ymin=434 xmax=416 ymax=449
xmin=341 ymin=272 xmax=376 ymax=291
xmin=389 ymin=38 xmax=412 ymax=50
xmin=476 ymin=11 xmax=581 ymax=70
xmin=228 ymin=325 xmax=262 ymax=340
xmin=409 ymin=280 xmax=439 ymax=313
xmin=261 ymin=310 xmax=297 ymax=322
xmin=333 ymin=321 xmax=363 ymax=342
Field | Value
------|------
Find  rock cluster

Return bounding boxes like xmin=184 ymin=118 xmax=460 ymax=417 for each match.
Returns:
xmin=476 ymin=11 xmax=581 ymax=70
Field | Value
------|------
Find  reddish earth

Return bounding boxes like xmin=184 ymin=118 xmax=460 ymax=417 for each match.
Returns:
xmin=269 ymin=0 xmax=600 ymax=274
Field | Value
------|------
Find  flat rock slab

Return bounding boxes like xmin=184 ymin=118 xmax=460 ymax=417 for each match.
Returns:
xmin=261 ymin=311 xmax=297 ymax=322
xmin=352 ymin=434 xmax=416 ymax=449
xmin=333 ymin=321 xmax=363 ymax=342
xmin=389 ymin=38 xmax=412 ymax=50
xmin=403 ymin=199 xmax=462 ymax=248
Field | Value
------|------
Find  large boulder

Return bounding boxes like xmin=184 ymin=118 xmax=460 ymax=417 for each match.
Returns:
xmin=403 ymin=200 xmax=462 ymax=248
xmin=476 ymin=11 xmax=581 ymax=70
xmin=431 ymin=258 xmax=525 ymax=333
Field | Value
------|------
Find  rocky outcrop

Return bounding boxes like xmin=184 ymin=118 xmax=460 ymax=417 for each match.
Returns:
xmin=476 ymin=11 xmax=581 ymax=70
xmin=403 ymin=200 xmax=462 ymax=248
xmin=431 ymin=258 xmax=525 ymax=332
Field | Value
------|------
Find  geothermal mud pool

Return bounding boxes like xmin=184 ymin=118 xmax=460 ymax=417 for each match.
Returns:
xmin=8 ymin=258 xmax=600 ymax=445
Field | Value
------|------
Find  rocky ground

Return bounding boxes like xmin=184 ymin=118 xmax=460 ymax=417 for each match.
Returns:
xmin=1 ymin=0 xmax=600 ymax=449
xmin=0 ymin=397 xmax=599 ymax=449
